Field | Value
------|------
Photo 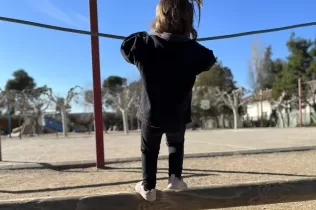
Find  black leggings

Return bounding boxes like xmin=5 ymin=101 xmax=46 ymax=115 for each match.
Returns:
xmin=141 ymin=123 xmax=186 ymax=190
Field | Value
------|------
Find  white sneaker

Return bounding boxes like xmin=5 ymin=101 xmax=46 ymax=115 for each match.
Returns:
xmin=135 ymin=181 xmax=156 ymax=202
xmin=166 ymin=174 xmax=188 ymax=190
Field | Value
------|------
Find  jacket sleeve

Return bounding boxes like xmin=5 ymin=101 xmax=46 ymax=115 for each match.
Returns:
xmin=120 ymin=32 xmax=149 ymax=65
xmin=195 ymin=44 xmax=217 ymax=75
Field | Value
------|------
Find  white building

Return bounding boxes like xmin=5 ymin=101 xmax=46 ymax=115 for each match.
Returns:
xmin=243 ymin=82 xmax=316 ymax=127
xmin=243 ymin=89 xmax=273 ymax=121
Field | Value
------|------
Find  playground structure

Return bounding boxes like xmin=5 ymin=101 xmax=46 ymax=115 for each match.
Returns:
xmin=0 ymin=114 xmax=88 ymax=137
xmin=43 ymin=115 xmax=88 ymax=133
xmin=1 ymin=0 xmax=316 ymax=209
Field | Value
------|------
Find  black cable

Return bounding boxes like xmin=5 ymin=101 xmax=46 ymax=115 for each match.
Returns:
xmin=1 ymin=16 xmax=315 ymax=42
xmin=0 ymin=16 xmax=125 ymax=40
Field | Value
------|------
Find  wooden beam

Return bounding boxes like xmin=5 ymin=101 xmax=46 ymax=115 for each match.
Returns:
xmin=0 ymin=178 xmax=316 ymax=210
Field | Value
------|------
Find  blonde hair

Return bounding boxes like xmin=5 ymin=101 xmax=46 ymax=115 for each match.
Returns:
xmin=151 ymin=0 xmax=203 ymax=40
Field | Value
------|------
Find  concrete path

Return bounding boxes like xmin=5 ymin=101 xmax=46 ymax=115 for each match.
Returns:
xmin=0 ymin=127 xmax=316 ymax=166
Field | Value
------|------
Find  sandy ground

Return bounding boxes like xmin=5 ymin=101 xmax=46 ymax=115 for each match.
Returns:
xmin=0 ymin=150 xmax=316 ymax=209
xmin=1 ymin=128 xmax=316 ymax=165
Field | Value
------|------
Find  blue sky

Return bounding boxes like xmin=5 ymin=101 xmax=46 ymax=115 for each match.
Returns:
xmin=0 ymin=0 xmax=315 ymax=112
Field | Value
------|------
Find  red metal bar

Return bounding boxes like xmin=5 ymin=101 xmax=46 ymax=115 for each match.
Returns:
xmin=298 ymin=78 xmax=302 ymax=127
xmin=89 ymin=0 xmax=105 ymax=168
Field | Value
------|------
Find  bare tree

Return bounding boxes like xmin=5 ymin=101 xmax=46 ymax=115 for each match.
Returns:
xmin=128 ymin=81 xmax=141 ymax=130
xmin=83 ymin=89 xmax=102 ymax=134
xmin=28 ymin=89 xmax=51 ymax=135
xmin=0 ymin=88 xmax=3 ymax=158
xmin=215 ymin=87 xmax=246 ymax=129
xmin=103 ymin=87 xmax=135 ymax=134
xmin=0 ymin=89 xmax=32 ymax=138
xmin=0 ymin=89 xmax=18 ymax=138
xmin=248 ymin=40 xmax=275 ymax=126
xmin=269 ymin=92 xmax=286 ymax=128
xmin=0 ymin=88 xmax=6 ymax=115
xmin=9 ymin=88 xmax=52 ymax=137
xmin=84 ymin=90 xmax=94 ymax=133
xmin=269 ymin=91 xmax=298 ymax=128
xmin=248 ymin=39 xmax=265 ymax=92
xmin=304 ymin=81 xmax=316 ymax=113
xmin=47 ymin=86 xmax=82 ymax=137
xmin=15 ymin=91 xmax=31 ymax=138
xmin=0 ymin=88 xmax=6 ymax=139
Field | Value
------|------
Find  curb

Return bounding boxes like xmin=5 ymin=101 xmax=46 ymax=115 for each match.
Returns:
xmin=0 ymin=178 xmax=316 ymax=210
xmin=1 ymin=145 xmax=316 ymax=170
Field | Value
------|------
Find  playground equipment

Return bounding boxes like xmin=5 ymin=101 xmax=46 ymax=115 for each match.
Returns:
xmin=44 ymin=117 xmax=88 ymax=133
xmin=0 ymin=178 xmax=315 ymax=209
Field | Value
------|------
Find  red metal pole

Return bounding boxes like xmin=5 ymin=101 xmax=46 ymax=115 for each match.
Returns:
xmin=298 ymin=78 xmax=302 ymax=127
xmin=89 ymin=0 xmax=105 ymax=168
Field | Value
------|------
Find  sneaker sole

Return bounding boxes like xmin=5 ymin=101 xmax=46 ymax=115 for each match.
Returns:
xmin=135 ymin=186 xmax=156 ymax=202
xmin=164 ymin=186 xmax=189 ymax=191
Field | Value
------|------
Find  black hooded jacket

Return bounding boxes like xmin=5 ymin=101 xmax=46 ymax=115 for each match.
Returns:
xmin=121 ymin=32 xmax=216 ymax=128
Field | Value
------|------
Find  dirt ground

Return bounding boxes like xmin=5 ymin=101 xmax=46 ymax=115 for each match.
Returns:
xmin=2 ymin=127 xmax=316 ymax=165
xmin=0 ymin=150 xmax=315 ymax=210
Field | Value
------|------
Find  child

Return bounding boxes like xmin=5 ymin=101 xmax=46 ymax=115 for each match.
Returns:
xmin=120 ymin=0 xmax=216 ymax=202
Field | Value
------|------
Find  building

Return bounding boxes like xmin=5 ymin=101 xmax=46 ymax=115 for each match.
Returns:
xmin=243 ymin=89 xmax=273 ymax=121
xmin=242 ymin=80 xmax=316 ymax=127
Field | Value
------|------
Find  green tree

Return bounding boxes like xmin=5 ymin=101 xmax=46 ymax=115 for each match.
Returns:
xmin=248 ymin=43 xmax=280 ymax=91
xmin=248 ymin=43 xmax=279 ymax=127
xmin=260 ymin=46 xmax=276 ymax=89
xmin=5 ymin=69 xmax=36 ymax=91
xmin=306 ymin=38 xmax=316 ymax=80
xmin=272 ymin=33 xmax=312 ymax=100
xmin=4 ymin=69 xmax=37 ymax=116
xmin=102 ymin=76 xmax=127 ymax=110
xmin=103 ymin=76 xmax=127 ymax=95
xmin=272 ymin=66 xmax=296 ymax=100
xmin=286 ymin=33 xmax=312 ymax=80
xmin=304 ymin=39 xmax=316 ymax=112
xmin=269 ymin=33 xmax=313 ymax=128
xmin=195 ymin=62 xmax=236 ymax=92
